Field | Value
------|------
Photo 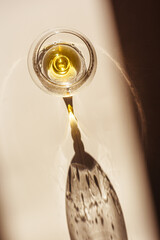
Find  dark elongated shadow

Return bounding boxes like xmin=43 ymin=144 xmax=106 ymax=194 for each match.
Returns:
xmin=63 ymin=97 xmax=128 ymax=240
xmin=63 ymin=97 xmax=96 ymax=170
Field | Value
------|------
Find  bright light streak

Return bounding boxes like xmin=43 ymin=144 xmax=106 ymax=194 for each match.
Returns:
xmin=68 ymin=104 xmax=76 ymax=123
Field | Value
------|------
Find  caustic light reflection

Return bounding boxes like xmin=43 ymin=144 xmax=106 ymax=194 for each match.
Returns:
xmin=27 ymin=28 xmax=154 ymax=240
xmin=65 ymin=100 xmax=128 ymax=240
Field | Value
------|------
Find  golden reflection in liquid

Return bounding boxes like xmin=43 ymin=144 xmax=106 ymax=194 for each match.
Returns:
xmin=51 ymin=55 xmax=70 ymax=75
xmin=43 ymin=45 xmax=82 ymax=84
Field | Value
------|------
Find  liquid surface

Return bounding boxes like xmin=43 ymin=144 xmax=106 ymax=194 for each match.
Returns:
xmin=41 ymin=44 xmax=86 ymax=86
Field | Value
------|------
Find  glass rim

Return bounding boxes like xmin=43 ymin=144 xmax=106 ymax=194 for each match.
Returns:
xmin=28 ymin=28 xmax=97 ymax=96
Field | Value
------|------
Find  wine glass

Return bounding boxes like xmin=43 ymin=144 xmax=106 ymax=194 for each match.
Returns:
xmin=28 ymin=28 xmax=128 ymax=240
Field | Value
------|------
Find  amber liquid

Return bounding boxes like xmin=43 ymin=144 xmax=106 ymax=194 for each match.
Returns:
xmin=41 ymin=43 xmax=86 ymax=86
